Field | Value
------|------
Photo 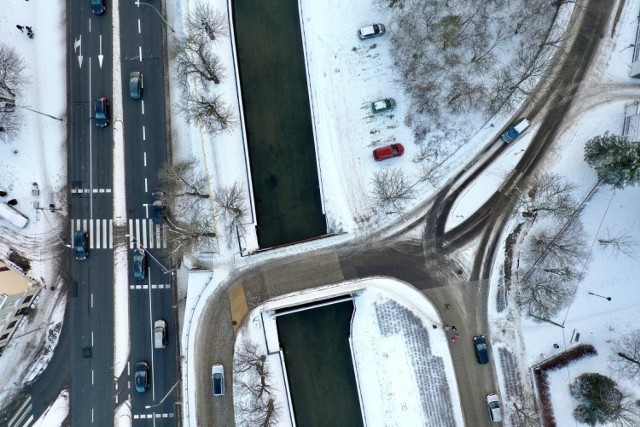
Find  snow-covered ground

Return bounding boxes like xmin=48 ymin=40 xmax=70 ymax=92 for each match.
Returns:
xmin=2 ymin=0 xmax=640 ymax=426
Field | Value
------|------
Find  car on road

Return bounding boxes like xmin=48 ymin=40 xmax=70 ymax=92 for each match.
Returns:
xmin=358 ymin=23 xmax=386 ymax=40
xmin=371 ymin=98 xmax=396 ymax=114
xmin=133 ymin=248 xmax=147 ymax=280
xmin=154 ymin=319 xmax=167 ymax=349
xmin=134 ymin=361 xmax=149 ymax=393
xmin=129 ymin=71 xmax=143 ymax=99
xmin=94 ymin=96 xmax=109 ymax=127
xmin=486 ymin=393 xmax=502 ymax=423
xmin=373 ymin=143 xmax=404 ymax=161
xmin=151 ymin=191 xmax=166 ymax=225
xmin=91 ymin=0 xmax=105 ymax=15
xmin=212 ymin=364 xmax=225 ymax=396
xmin=473 ymin=335 xmax=489 ymax=364
xmin=501 ymin=118 xmax=530 ymax=143
xmin=74 ymin=231 xmax=88 ymax=261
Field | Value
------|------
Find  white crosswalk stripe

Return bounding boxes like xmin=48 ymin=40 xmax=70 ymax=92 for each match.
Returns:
xmin=128 ymin=219 xmax=167 ymax=249
xmin=69 ymin=219 xmax=166 ymax=250
xmin=129 ymin=284 xmax=171 ymax=290
xmin=70 ymin=219 xmax=114 ymax=249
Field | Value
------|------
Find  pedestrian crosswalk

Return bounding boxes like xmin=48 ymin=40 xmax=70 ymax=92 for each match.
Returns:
xmin=126 ymin=218 xmax=167 ymax=249
xmin=71 ymin=218 xmax=114 ymax=249
xmin=133 ymin=412 xmax=174 ymax=420
xmin=7 ymin=394 xmax=34 ymax=427
xmin=70 ymin=219 xmax=167 ymax=250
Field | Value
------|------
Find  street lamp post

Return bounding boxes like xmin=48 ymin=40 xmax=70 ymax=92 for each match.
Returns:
xmin=588 ymin=292 xmax=611 ymax=301
xmin=125 ymin=234 xmax=175 ymax=275
xmin=145 ymin=379 xmax=180 ymax=410
xmin=135 ymin=1 xmax=175 ymax=33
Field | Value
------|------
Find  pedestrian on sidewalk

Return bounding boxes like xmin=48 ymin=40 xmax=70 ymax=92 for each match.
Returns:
xmin=16 ymin=25 xmax=24 ymax=32
xmin=452 ymin=325 xmax=457 ymax=332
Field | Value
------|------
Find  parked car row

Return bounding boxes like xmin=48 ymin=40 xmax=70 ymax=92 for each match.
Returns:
xmin=472 ymin=335 xmax=503 ymax=422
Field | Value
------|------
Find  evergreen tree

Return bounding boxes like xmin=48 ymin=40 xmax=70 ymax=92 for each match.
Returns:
xmin=570 ymin=373 xmax=623 ymax=426
xmin=584 ymin=133 xmax=640 ymax=189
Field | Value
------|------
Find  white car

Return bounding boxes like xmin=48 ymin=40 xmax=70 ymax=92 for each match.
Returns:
xmin=486 ymin=393 xmax=502 ymax=423
xmin=358 ymin=23 xmax=386 ymax=40
xmin=212 ymin=364 xmax=225 ymax=396
xmin=154 ymin=319 xmax=167 ymax=349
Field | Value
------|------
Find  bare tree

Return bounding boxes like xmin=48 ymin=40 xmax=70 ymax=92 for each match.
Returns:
xmin=512 ymin=173 xmax=578 ymax=219
xmin=611 ymin=329 xmax=640 ymax=385
xmin=525 ymin=217 xmax=587 ymax=271
xmin=214 ymin=181 xmax=248 ymax=238
xmin=187 ymin=2 xmax=227 ymax=42
xmin=164 ymin=206 xmax=217 ymax=263
xmin=517 ymin=266 xmax=575 ymax=319
xmin=371 ymin=167 xmax=415 ymax=214
xmin=507 ymin=388 xmax=540 ymax=427
xmin=598 ymin=228 xmax=638 ymax=258
xmin=174 ymin=34 xmax=226 ymax=86
xmin=176 ymin=90 xmax=235 ymax=134
xmin=0 ymin=44 xmax=27 ymax=97
xmin=0 ymin=100 xmax=22 ymax=143
xmin=234 ymin=338 xmax=281 ymax=427
xmin=158 ymin=158 xmax=211 ymax=199
xmin=234 ymin=337 xmax=266 ymax=373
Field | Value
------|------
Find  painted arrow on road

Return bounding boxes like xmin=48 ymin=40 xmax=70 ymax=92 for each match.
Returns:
xmin=74 ymin=35 xmax=83 ymax=68
xmin=98 ymin=35 xmax=104 ymax=68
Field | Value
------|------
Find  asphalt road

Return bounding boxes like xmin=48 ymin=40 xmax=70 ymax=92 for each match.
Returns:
xmin=13 ymin=0 xmax=179 ymax=426
xmin=193 ymin=0 xmax=617 ymax=426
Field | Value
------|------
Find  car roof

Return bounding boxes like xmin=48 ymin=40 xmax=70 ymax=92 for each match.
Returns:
xmin=360 ymin=25 xmax=376 ymax=35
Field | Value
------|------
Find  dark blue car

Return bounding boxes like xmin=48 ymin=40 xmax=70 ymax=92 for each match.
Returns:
xmin=473 ymin=335 xmax=489 ymax=364
xmin=74 ymin=231 xmax=88 ymax=261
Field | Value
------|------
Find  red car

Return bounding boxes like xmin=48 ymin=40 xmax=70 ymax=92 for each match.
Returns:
xmin=373 ymin=143 xmax=404 ymax=161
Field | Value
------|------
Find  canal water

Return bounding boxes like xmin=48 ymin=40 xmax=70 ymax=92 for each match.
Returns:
xmin=276 ymin=301 xmax=363 ymax=426
xmin=232 ymin=0 xmax=327 ymax=248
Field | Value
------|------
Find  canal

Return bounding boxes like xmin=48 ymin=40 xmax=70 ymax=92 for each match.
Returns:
xmin=232 ymin=0 xmax=327 ymax=248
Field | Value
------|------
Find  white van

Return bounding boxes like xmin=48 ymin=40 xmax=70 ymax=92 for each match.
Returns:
xmin=0 ymin=202 xmax=29 ymax=228
xmin=154 ymin=319 xmax=167 ymax=349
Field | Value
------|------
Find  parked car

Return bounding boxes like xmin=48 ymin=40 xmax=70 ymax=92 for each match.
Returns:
xmin=501 ymin=118 xmax=530 ymax=143
xmin=373 ymin=143 xmax=404 ymax=161
xmin=371 ymin=98 xmax=396 ymax=114
xmin=154 ymin=319 xmax=167 ymax=349
xmin=133 ymin=248 xmax=147 ymax=280
xmin=486 ymin=393 xmax=502 ymax=423
xmin=134 ymin=361 xmax=149 ymax=393
xmin=94 ymin=96 xmax=109 ymax=127
xmin=212 ymin=364 xmax=225 ymax=396
xmin=358 ymin=23 xmax=386 ymax=40
xmin=129 ymin=71 xmax=143 ymax=99
xmin=74 ymin=231 xmax=89 ymax=261
xmin=91 ymin=0 xmax=105 ymax=15
xmin=473 ymin=335 xmax=489 ymax=364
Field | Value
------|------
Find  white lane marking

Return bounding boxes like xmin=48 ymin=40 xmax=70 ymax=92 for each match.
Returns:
xmin=138 ymin=19 xmax=141 ymax=34
xmin=94 ymin=219 xmax=101 ymax=248
xmin=141 ymin=219 xmax=148 ymax=247
xmin=142 ymin=125 xmax=146 ymax=140
xmin=128 ymin=219 xmax=134 ymax=248
xmin=144 ymin=152 xmax=147 ymax=167
xmin=144 ymin=178 xmax=148 ymax=193
xmin=89 ymin=219 xmax=95 ymax=249
xmin=141 ymin=100 xmax=145 ymax=115
xmin=139 ymin=46 xmax=142 ymax=62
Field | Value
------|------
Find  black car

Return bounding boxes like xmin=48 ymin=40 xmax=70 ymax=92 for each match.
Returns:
xmin=94 ymin=96 xmax=109 ymax=127
xmin=129 ymin=71 xmax=143 ymax=99
xmin=134 ymin=361 xmax=149 ymax=393
xmin=133 ymin=248 xmax=147 ymax=280
xmin=151 ymin=191 xmax=166 ymax=225
xmin=74 ymin=231 xmax=88 ymax=261
xmin=91 ymin=0 xmax=105 ymax=15
xmin=473 ymin=335 xmax=489 ymax=364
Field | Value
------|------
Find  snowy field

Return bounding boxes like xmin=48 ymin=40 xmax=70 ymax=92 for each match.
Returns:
xmin=1 ymin=0 xmax=640 ymax=426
